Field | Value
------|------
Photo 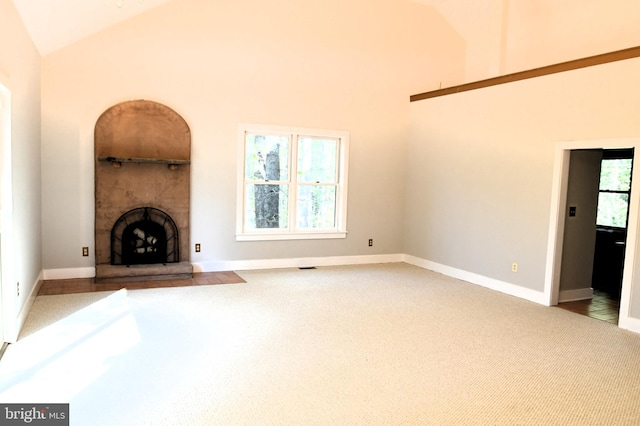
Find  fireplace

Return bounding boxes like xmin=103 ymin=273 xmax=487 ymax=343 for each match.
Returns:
xmin=112 ymin=207 xmax=179 ymax=266
xmin=94 ymin=100 xmax=192 ymax=282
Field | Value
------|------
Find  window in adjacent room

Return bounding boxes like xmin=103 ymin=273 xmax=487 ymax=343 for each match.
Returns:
xmin=596 ymin=149 xmax=634 ymax=228
xmin=236 ymin=124 xmax=349 ymax=241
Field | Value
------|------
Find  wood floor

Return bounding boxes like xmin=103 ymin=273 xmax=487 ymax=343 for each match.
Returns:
xmin=557 ymin=290 xmax=620 ymax=325
xmin=38 ymin=271 xmax=246 ymax=296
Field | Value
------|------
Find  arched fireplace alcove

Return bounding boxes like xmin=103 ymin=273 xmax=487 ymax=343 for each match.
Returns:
xmin=94 ymin=100 xmax=192 ymax=282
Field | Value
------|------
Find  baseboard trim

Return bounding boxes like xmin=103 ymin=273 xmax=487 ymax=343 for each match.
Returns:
xmin=31 ymin=256 xmax=640 ymax=336
xmin=38 ymin=256 xmax=588 ymax=308
xmin=558 ymin=287 xmax=593 ymax=303
xmin=41 ymin=255 xmax=405 ymax=278
xmin=0 ymin=342 xmax=8 ymax=361
xmin=8 ymin=271 xmax=44 ymax=343
xmin=403 ymin=254 xmax=548 ymax=305
xmin=42 ymin=267 xmax=96 ymax=280
xmin=619 ymin=315 xmax=640 ymax=334
xmin=193 ymin=254 xmax=404 ymax=272
xmin=39 ymin=255 xmax=544 ymax=307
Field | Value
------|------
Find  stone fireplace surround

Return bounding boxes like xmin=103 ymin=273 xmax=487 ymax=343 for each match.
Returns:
xmin=94 ymin=100 xmax=192 ymax=282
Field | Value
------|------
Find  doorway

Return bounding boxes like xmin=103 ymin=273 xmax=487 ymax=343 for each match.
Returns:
xmin=557 ymin=148 xmax=633 ymax=323
xmin=545 ymin=139 xmax=640 ymax=332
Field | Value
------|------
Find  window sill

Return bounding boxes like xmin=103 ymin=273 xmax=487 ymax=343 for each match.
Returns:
xmin=236 ymin=232 xmax=347 ymax=242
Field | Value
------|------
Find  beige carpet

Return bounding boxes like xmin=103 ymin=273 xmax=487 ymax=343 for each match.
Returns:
xmin=1 ymin=263 xmax=640 ymax=425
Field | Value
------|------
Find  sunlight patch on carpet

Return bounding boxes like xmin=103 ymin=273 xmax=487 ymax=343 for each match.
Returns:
xmin=0 ymin=289 xmax=140 ymax=402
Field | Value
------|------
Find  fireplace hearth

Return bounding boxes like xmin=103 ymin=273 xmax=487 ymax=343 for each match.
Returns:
xmin=94 ymin=100 xmax=192 ymax=282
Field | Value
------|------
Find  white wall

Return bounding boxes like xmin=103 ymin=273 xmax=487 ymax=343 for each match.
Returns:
xmin=406 ymin=57 xmax=640 ymax=316
xmin=40 ymin=0 xmax=465 ymax=274
xmin=0 ymin=0 xmax=42 ymax=341
xmin=37 ymin=0 xmax=640 ymax=304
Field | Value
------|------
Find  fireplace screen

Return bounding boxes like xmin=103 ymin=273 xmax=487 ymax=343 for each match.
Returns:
xmin=111 ymin=207 xmax=180 ymax=265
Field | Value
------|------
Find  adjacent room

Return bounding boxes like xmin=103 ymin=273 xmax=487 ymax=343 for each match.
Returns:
xmin=1 ymin=0 xmax=640 ymax=424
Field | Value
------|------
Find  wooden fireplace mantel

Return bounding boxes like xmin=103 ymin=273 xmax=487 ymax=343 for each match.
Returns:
xmin=98 ymin=156 xmax=191 ymax=166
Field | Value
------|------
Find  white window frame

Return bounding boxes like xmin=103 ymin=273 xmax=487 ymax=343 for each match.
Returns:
xmin=236 ymin=123 xmax=349 ymax=241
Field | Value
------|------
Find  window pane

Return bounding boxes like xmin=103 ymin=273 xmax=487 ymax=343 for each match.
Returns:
xmin=297 ymin=137 xmax=337 ymax=183
xmin=297 ymin=185 xmax=336 ymax=229
xmin=245 ymin=133 xmax=289 ymax=181
xmin=599 ymin=159 xmax=632 ymax=191
xmin=245 ymin=184 xmax=288 ymax=229
xmin=596 ymin=192 xmax=629 ymax=227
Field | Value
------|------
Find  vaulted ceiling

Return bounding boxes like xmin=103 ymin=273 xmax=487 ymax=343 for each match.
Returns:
xmin=12 ymin=0 xmax=172 ymax=56
xmin=13 ymin=0 xmax=627 ymax=81
xmin=13 ymin=0 xmax=473 ymax=57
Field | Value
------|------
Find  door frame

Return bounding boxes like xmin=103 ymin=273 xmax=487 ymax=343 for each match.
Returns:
xmin=0 ymin=73 xmax=13 ymax=345
xmin=0 ymin=78 xmax=8 ymax=346
xmin=545 ymin=138 xmax=640 ymax=332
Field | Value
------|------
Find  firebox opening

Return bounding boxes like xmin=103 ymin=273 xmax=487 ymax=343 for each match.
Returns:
xmin=122 ymin=221 xmax=167 ymax=265
xmin=111 ymin=207 xmax=180 ymax=266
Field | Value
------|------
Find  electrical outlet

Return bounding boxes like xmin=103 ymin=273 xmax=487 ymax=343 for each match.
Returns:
xmin=82 ymin=247 xmax=89 ymax=256
xmin=195 ymin=243 xmax=201 ymax=253
xmin=512 ymin=262 xmax=518 ymax=272
xmin=368 ymin=239 xmax=373 ymax=247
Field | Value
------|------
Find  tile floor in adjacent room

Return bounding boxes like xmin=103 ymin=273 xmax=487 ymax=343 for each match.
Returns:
xmin=557 ymin=290 xmax=620 ymax=325
xmin=38 ymin=271 xmax=246 ymax=296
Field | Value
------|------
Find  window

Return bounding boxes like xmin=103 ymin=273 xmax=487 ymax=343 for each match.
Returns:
xmin=237 ymin=124 xmax=349 ymax=240
xmin=596 ymin=149 xmax=634 ymax=228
